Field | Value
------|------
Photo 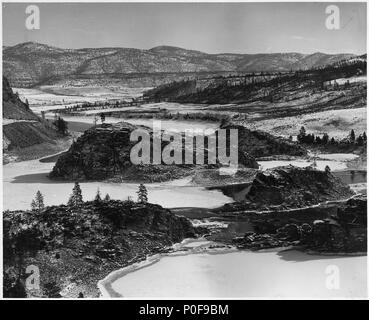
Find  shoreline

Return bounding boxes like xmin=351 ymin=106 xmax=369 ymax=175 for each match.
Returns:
xmin=97 ymin=238 xmax=367 ymax=298
xmin=97 ymin=238 xmax=237 ymax=298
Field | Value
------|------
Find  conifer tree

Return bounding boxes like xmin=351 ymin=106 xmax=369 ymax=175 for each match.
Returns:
xmin=31 ymin=190 xmax=45 ymax=211
xmin=350 ymin=129 xmax=356 ymax=143
xmin=68 ymin=182 xmax=83 ymax=207
xmin=137 ymin=184 xmax=148 ymax=204
xmin=94 ymin=188 xmax=102 ymax=203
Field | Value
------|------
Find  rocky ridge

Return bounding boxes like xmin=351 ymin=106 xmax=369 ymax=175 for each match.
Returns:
xmin=3 ymin=200 xmax=196 ymax=298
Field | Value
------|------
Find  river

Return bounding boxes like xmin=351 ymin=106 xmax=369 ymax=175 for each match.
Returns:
xmin=99 ymin=241 xmax=367 ymax=298
xmin=3 ymin=158 xmax=232 ymax=211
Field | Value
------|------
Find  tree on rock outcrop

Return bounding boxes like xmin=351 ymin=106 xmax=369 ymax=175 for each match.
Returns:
xmin=31 ymin=190 xmax=45 ymax=212
xmin=325 ymin=165 xmax=331 ymax=174
xmin=137 ymin=184 xmax=148 ymax=204
xmin=68 ymin=182 xmax=83 ymax=207
xmin=104 ymin=193 xmax=111 ymax=201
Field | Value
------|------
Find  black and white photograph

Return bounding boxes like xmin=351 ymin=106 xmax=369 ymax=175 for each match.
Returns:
xmin=1 ymin=1 xmax=367 ymax=300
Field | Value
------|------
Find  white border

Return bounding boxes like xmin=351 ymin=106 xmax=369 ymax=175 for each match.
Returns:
xmin=0 ymin=0 xmax=367 ymax=301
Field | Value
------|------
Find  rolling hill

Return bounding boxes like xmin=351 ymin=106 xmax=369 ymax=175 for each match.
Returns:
xmin=3 ymin=42 xmax=355 ymax=87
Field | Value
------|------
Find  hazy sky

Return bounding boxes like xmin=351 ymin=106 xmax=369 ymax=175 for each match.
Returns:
xmin=2 ymin=2 xmax=366 ymax=54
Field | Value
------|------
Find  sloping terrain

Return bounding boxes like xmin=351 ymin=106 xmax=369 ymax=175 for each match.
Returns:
xmin=145 ymin=57 xmax=366 ymax=105
xmin=3 ymin=42 xmax=354 ymax=87
xmin=2 ymin=77 xmax=38 ymax=120
xmin=221 ymin=123 xmax=307 ymax=158
xmin=2 ymin=76 xmax=61 ymax=152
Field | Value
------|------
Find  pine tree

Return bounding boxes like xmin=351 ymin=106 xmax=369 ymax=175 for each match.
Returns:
xmin=94 ymin=188 xmax=102 ymax=203
xmin=104 ymin=193 xmax=111 ymax=201
xmin=68 ymin=182 xmax=83 ymax=207
xmin=137 ymin=184 xmax=148 ymax=204
xmin=31 ymin=199 xmax=37 ymax=211
xmin=350 ymin=129 xmax=356 ymax=143
xmin=31 ymin=190 xmax=45 ymax=211
xmin=357 ymin=135 xmax=364 ymax=146
xmin=322 ymin=133 xmax=329 ymax=144
xmin=325 ymin=165 xmax=331 ymax=173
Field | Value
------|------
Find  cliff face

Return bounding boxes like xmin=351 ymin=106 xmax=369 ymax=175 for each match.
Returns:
xmin=49 ymin=122 xmax=259 ymax=182
xmin=222 ymin=124 xmax=307 ymax=158
xmin=3 ymin=200 xmax=196 ymax=298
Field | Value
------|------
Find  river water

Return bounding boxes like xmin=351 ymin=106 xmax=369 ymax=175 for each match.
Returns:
xmin=100 ymin=243 xmax=367 ymax=298
xmin=3 ymin=158 xmax=232 ymax=211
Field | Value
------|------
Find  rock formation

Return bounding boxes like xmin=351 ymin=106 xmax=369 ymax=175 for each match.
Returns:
xmin=221 ymin=124 xmax=307 ymax=158
xmin=50 ymin=122 xmax=259 ymax=182
xmin=220 ymin=165 xmax=354 ymax=211
xmin=3 ymin=200 xmax=196 ymax=298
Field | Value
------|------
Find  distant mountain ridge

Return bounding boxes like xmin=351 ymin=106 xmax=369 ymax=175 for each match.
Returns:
xmin=3 ymin=42 xmax=356 ymax=87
